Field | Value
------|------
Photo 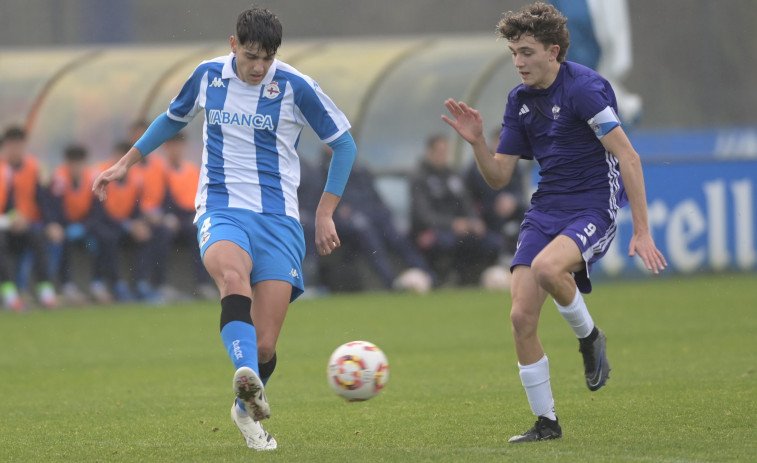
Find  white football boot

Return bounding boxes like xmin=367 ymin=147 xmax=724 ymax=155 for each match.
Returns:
xmin=230 ymin=401 xmax=277 ymax=450
xmin=233 ymin=367 xmax=271 ymax=421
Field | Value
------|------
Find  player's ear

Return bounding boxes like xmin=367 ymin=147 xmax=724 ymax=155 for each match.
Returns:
xmin=549 ymin=44 xmax=560 ymax=62
xmin=230 ymin=35 xmax=237 ymax=53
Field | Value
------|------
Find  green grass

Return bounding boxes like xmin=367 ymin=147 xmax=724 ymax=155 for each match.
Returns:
xmin=1 ymin=274 xmax=755 ymax=462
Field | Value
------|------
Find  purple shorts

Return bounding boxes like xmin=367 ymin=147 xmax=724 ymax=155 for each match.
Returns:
xmin=511 ymin=208 xmax=618 ymax=293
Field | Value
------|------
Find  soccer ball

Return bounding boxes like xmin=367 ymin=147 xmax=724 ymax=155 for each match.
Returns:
xmin=327 ymin=341 xmax=389 ymax=401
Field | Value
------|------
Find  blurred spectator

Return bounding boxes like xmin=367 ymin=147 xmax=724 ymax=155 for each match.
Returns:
xmin=45 ymin=144 xmax=98 ymax=305
xmin=464 ymin=127 xmax=527 ymax=264
xmin=128 ymin=120 xmax=149 ymax=146
xmin=325 ymin=147 xmax=434 ymax=292
xmin=1 ymin=126 xmax=57 ymax=308
xmin=410 ymin=134 xmax=502 ymax=285
xmin=550 ymin=0 xmax=641 ymax=125
xmin=0 ymin=139 xmax=25 ymax=311
xmin=148 ymin=132 xmax=216 ymax=301
xmin=89 ymin=141 xmax=155 ymax=302
xmin=129 ymin=119 xmax=177 ymax=300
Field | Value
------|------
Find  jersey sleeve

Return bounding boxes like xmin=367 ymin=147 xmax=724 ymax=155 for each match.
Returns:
xmin=571 ymin=75 xmax=621 ymax=139
xmin=167 ymin=62 xmax=210 ymax=123
xmin=291 ymin=77 xmax=351 ymax=144
xmin=496 ymin=90 xmax=533 ymax=159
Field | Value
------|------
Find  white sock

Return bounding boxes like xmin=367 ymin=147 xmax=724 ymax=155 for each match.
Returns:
xmin=518 ymin=355 xmax=556 ymax=420
xmin=555 ymin=287 xmax=594 ymax=339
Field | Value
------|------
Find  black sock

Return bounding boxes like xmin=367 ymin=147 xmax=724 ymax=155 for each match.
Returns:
xmin=259 ymin=352 xmax=277 ymax=385
xmin=580 ymin=326 xmax=599 ymax=342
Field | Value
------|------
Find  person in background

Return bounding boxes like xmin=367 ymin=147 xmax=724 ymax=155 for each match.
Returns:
xmin=89 ymin=141 xmax=154 ymax=302
xmin=151 ymin=132 xmax=217 ymax=300
xmin=410 ymin=134 xmax=502 ymax=285
xmin=0 ymin=135 xmax=25 ymax=311
xmin=132 ymin=119 xmax=171 ymax=302
xmin=1 ymin=126 xmax=57 ymax=309
xmin=549 ymin=0 xmax=641 ymax=125
xmin=45 ymin=144 xmax=98 ymax=305
xmin=465 ymin=127 xmax=527 ymax=264
xmin=326 ymin=146 xmax=434 ymax=291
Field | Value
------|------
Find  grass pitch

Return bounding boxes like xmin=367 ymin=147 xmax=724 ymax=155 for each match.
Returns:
xmin=1 ymin=273 xmax=755 ymax=462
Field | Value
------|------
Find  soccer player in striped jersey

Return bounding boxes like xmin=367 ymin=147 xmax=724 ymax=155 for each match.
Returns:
xmin=442 ymin=2 xmax=666 ymax=443
xmin=93 ymin=8 xmax=356 ymax=451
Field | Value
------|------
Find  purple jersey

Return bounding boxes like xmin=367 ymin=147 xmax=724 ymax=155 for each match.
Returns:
xmin=497 ymin=61 xmax=627 ymax=214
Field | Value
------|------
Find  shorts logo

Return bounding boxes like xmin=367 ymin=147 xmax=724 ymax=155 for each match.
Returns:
xmin=263 ymin=81 xmax=281 ymax=99
xmin=201 ymin=232 xmax=211 ymax=247
xmin=200 ymin=217 xmax=212 ymax=234
xmin=289 ymin=268 xmax=299 ymax=279
xmin=576 ymin=224 xmax=595 ymax=247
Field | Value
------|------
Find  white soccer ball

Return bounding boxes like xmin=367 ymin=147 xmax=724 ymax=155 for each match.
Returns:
xmin=327 ymin=340 xmax=390 ymax=401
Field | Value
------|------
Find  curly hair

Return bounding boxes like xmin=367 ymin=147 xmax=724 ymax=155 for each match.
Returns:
xmin=497 ymin=2 xmax=570 ymax=63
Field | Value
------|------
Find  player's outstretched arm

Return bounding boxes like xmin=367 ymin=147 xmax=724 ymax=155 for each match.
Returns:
xmin=600 ymin=127 xmax=667 ymax=274
xmin=441 ymin=98 xmax=518 ymax=189
xmin=92 ymin=147 xmax=143 ymax=201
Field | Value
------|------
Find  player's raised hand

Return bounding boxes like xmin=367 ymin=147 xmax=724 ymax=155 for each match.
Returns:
xmin=629 ymin=231 xmax=667 ymax=274
xmin=441 ymin=98 xmax=486 ymax=146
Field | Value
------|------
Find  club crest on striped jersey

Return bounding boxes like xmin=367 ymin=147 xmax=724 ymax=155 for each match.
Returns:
xmin=263 ymin=81 xmax=281 ymax=99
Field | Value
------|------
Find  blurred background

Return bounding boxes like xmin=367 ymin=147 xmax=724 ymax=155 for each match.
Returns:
xmin=0 ymin=0 xmax=755 ymax=295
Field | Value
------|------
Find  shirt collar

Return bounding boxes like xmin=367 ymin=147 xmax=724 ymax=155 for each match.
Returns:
xmin=222 ymin=52 xmax=278 ymax=86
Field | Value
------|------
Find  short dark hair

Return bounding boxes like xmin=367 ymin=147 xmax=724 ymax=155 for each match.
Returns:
xmin=64 ymin=144 xmax=87 ymax=161
xmin=497 ymin=2 xmax=570 ymax=63
xmin=236 ymin=7 xmax=283 ymax=55
xmin=3 ymin=125 xmax=26 ymax=141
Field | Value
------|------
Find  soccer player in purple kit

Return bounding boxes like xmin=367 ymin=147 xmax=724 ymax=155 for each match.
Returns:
xmin=442 ymin=2 xmax=666 ymax=443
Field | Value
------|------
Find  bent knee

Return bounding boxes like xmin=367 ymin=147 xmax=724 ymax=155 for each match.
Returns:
xmin=214 ymin=268 xmax=249 ymax=294
xmin=510 ymin=306 xmax=538 ymax=336
xmin=257 ymin=343 xmax=276 ymax=363
xmin=531 ymin=254 xmax=562 ymax=286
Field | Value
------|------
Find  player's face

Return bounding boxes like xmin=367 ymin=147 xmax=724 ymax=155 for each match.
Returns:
xmin=508 ymin=35 xmax=560 ymax=89
xmin=230 ymin=36 xmax=275 ymax=86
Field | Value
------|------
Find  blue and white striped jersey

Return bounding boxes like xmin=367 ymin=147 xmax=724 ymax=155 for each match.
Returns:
xmin=166 ymin=53 xmax=351 ymax=222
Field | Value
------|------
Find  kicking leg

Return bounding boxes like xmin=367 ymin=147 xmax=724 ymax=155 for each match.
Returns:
xmin=531 ymin=235 xmax=610 ymax=391
xmin=250 ymin=279 xmax=292 ymax=385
